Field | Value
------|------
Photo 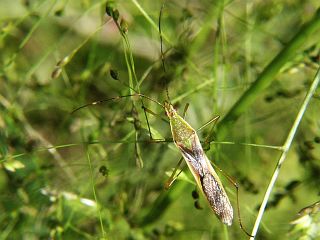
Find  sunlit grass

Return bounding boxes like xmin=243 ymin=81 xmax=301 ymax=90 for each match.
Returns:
xmin=1 ymin=0 xmax=320 ymax=239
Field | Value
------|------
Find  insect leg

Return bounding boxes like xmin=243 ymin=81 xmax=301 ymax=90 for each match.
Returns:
xmin=182 ymin=103 xmax=190 ymax=119
xmin=197 ymin=115 xmax=220 ymax=132
xmin=210 ymin=161 xmax=254 ymax=237
xmin=141 ymin=106 xmax=169 ymax=125
xmin=164 ymin=157 xmax=184 ymax=190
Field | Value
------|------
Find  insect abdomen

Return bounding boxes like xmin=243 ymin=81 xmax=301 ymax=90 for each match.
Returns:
xmin=201 ymin=172 xmax=233 ymax=226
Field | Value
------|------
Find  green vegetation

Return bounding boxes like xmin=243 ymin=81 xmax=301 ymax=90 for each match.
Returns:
xmin=1 ymin=0 xmax=320 ymax=239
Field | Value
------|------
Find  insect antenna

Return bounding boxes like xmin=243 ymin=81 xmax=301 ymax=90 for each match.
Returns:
xmin=159 ymin=0 xmax=171 ymax=103
xmin=71 ymin=93 xmax=164 ymax=114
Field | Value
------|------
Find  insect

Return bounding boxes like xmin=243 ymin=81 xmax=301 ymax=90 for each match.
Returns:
xmin=164 ymin=101 xmax=233 ymax=225
xmin=162 ymin=100 xmax=252 ymax=237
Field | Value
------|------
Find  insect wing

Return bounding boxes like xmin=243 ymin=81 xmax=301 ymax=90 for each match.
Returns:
xmin=201 ymin=159 xmax=233 ymax=226
xmin=177 ymin=139 xmax=233 ymax=226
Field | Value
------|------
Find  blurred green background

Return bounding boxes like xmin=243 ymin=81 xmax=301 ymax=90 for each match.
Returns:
xmin=1 ymin=0 xmax=320 ymax=239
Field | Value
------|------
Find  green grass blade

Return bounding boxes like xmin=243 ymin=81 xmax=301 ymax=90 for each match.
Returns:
xmin=217 ymin=8 xmax=320 ymax=139
xmin=250 ymin=67 xmax=320 ymax=239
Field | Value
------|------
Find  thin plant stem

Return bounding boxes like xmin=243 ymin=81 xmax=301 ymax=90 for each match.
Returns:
xmin=250 ymin=67 xmax=320 ymax=239
xmin=85 ymin=146 xmax=107 ymax=239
